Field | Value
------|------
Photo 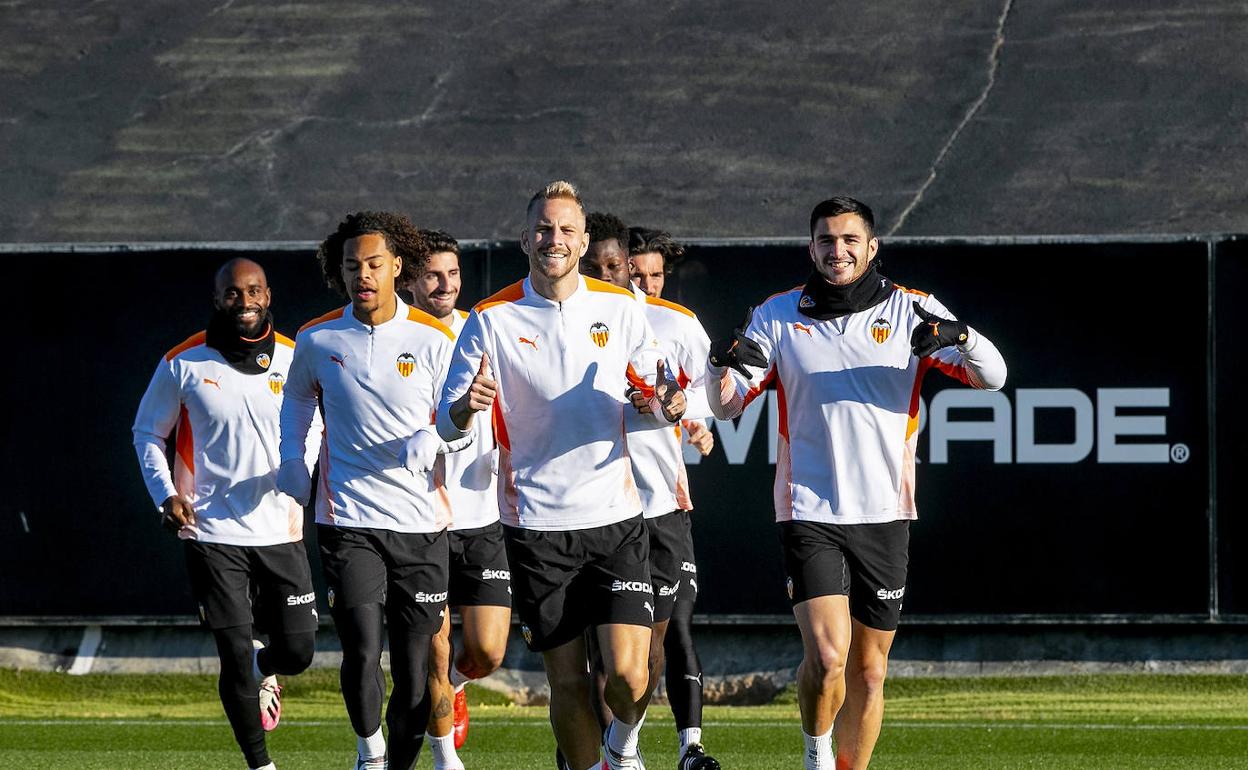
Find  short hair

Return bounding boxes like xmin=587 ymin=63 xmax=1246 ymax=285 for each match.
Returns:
xmin=316 ymin=211 xmax=429 ymax=298
xmin=526 ymin=179 xmax=585 ymax=218
xmin=419 ymin=229 xmax=460 ymax=257
xmin=809 ymin=196 xmax=875 ymax=238
xmin=585 ymin=211 xmax=629 ymax=250
xmin=628 ymin=226 xmax=685 ymax=272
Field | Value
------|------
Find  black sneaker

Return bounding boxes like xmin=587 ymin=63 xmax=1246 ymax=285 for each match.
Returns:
xmin=678 ymin=743 xmax=721 ymax=770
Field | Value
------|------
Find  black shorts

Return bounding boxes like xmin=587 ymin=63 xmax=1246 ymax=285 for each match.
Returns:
xmin=503 ymin=514 xmax=653 ymax=652
xmin=779 ymin=520 xmax=910 ymax=632
xmin=448 ymin=522 xmax=512 ymax=609
xmin=183 ymin=540 xmax=319 ymax=633
xmin=317 ymin=524 xmax=449 ymax=634
xmin=647 ymin=511 xmax=695 ymax=622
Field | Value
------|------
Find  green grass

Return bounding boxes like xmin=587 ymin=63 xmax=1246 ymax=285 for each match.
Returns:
xmin=1 ymin=670 xmax=1246 ymax=768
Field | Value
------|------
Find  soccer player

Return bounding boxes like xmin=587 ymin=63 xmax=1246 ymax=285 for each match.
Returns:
xmin=624 ymin=224 xmax=723 ymax=763
xmin=706 ymin=197 xmax=1007 ymax=770
xmin=278 ymin=213 xmax=472 ymax=770
xmin=437 ymin=181 xmax=687 ymax=770
xmin=133 ymin=258 xmax=320 ymax=770
xmin=406 ymin=229 xmax=512 ymax=770
xmin=588 ymin=222 xmax=721 ymax=770
xmin=581 ymin=211 xmax=634 ymax=287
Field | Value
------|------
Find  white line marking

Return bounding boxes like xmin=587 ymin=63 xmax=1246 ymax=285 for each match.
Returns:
xmin=0 ymin=719 xmax=1244 ymax=731
xmin=65 ymin=626 xmax=103 ymax=676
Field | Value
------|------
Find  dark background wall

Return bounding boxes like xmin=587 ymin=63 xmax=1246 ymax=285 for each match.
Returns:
xmin=1 ymin=1 xmax=1247 ymax=242
xmin=0 ymin=237 xmax=1236 ymax=621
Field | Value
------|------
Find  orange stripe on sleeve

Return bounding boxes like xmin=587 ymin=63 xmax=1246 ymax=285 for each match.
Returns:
xmin=175 ymin=405 xmax=195 ymax=477
xmin=165 ymin=331 xmax=207 ymax=361
xmin=275 ymin=332 xmax=296 ymax=349
xmin=475 ymin=281 xmax=526 ymax=313
xmin=644 ymin=295 xmax=697 ymax=319
xmin=406 ymin=306 xmax=455 ymax=340
xmin=585 ymin=276 xmax=639 ymax=298
xmin=626 ymin=363 xmax=653 ymax=397
xmin=298 ymin=307 xmax=346 ymax=334
xmin=893 ymin=283 xmax=930 ymax=297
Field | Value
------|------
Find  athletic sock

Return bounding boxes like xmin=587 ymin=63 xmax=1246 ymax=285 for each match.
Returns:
xmin=606 ymin=714 xmax=644 ymax=757
xmin=582 ymin=763 xmax=601 ymax=770
xmin=250 ymin=763 xmax=276 ymax=770
xmin=427 ymin=731 xmax=463 ymax=769
xmin=358 ymin=726 xmax=386 ymax=760
xmin=802 ymin=726 xmax=833 ymax=770
xmin=449 ymin=664 xmax=471 ymax=690
xmin=678 ymin=727 xmax=703 ymax=756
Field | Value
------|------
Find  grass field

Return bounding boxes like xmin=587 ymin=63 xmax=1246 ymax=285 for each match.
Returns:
xmin=1 ymin=670 xmax=1246 ymax=769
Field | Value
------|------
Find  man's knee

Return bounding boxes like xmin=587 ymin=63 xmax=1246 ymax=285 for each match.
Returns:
xmin=604 ymin=659 xmax=650 ymax=703
xmin=459 ymin=643 xmax=505 ymax=679
xmin=849 ymin=656 xmax=889 ymax=698
xmin=268 ymin=631 xmax=316 ymax=674
xmin=804 ymin=644 xmax=848 ymax=683
xmin=546 ymin=661 xmax=592 ymax=700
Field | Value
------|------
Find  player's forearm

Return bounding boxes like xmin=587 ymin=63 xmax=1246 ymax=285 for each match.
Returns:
xmin=439 ymin=399 xmax=473 ymax=440
xmin=959 ymin=328 xmax=1007 ymax=391
xmin=278 ymin=394 xmax=318 ymax=463
xmin=706 ymin=364 xmax=746 ymax=420
xmin=133 ymin=437 xmax=177 ymax=508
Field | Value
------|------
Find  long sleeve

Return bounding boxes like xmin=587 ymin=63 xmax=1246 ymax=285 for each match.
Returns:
xmin=131 ymin=360 xmax=182 ymax=509
xmin=920 ymin=295 xmax=1007 ymax=391
xmin=438 ymin=310 xmax=488 ymax=442
xmin=280 ymin=335 xmax=319 ymax=464
xmin=676 ymin=314 xmax=714 ymax=422
xmin=707 ymin=306 xmax=776 ymax=420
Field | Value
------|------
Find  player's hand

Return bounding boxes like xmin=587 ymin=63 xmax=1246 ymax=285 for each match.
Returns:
xmin=450 ymin=353 xmax=497 ymax=430
xmin=910 ymin=301 xmax=969 ymax=358
xmin=276 ymin=458 xmax=312 ymax=506
xmin=709 ymin=307 xmax=767 ymax=377
xmin=401 ymin=429 xmax=441 ymax=474
xmin=652 ymin=360 xmax=686 ymax=422
xmin=683 ymin=420 xmax=714 ymax=456
xmin=160 ymin=495 xmax=195 ymax=535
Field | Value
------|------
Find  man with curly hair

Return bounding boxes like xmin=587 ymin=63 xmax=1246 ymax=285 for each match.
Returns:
xmin=279 ymin=212 xmax=473 ymax=770
xmin=438 ymin=181 xmax=687 ymax=770
xmin=405 ymin=229 xmax=512 ymax=770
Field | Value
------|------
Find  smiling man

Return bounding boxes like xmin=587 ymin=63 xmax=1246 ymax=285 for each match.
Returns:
xmin=279 ymin=213 xmax=473 ymax=770
xmin=133 ymin=258 xmax=321 ymax=770
xmin=405 ymin=229 xmax=511 ymax=770
xmin=706 ymin=197 xmax=1007 ymax=770
xmin=438 ymin=181 xmax=686 ymax=770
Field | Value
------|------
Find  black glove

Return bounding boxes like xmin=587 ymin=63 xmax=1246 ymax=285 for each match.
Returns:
xmin=709 ymin=307 xmax=768 ymax=377
xmin=910 ymin=301 xmax=969 ymax=358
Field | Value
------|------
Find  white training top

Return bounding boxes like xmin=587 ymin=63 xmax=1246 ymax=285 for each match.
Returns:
xmin=132 ymin=330 xmax=321 ymax=547
xmin=280 ymin=300 xmax=471 ymax=534
xmin=624 ymin=284 xmax=714 ymax=518
xmin=709 ymin=285 xmax=1007 ymax=525
xmin=437 ymin=275 xmax=665 ymax=531
xmin=444 ymin=309 xmax=500 ymax=532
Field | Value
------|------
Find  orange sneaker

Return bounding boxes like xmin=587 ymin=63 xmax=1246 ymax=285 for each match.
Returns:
xmin=452 ymin=687 xmax=469 ymax=749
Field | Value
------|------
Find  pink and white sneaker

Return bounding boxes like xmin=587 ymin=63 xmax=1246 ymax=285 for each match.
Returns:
xmin=253 ymin=639 xmax=282 ymax=731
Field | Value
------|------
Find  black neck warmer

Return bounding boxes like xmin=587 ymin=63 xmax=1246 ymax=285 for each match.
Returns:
xmin=206 ymin=309 xmax=276 ymax=374
xmin=797 ymin=260 xmax=895 ymax=320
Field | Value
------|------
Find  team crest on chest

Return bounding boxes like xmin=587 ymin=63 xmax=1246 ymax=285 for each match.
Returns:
xmin=267 ymin=372 xmax=285 ymax=394
xmin=590 ymin=322 xmax=610 ymax=348
xmin=396 ymin=352 xmax=416 ymax=378
xmin=255 ymin=352 xmax=271 ymax=369
xmin=870 ymin=318 xmax=892 ymax=344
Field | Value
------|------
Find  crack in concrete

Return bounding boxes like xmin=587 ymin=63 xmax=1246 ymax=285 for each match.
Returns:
xmin=888 ymin=0 xmax=1015 ymax=236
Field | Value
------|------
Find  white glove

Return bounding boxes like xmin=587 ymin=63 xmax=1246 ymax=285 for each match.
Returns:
xmin=402 ymin=429 xmax=441 ymax=474
xmin=276 ymin=459 xmax=311 ymax=506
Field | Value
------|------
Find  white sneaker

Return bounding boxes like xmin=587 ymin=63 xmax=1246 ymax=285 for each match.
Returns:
xmin=252 ymin=640 xmax=282 ymax=731
xmin=353 ymin=755 xmax=387 ymax=770
xmin=603 ymin=743 xmax=646 ymax=770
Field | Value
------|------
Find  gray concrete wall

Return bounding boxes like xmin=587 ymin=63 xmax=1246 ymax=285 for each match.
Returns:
xmin=7 ymin=623 xmax=1247 ymax=705
xmin=2 ymin=1 xmax=1245 ymax=241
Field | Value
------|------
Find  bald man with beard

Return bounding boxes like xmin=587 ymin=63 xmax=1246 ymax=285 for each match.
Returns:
xmin=133 ymin=259 xmax=322 ymax=770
